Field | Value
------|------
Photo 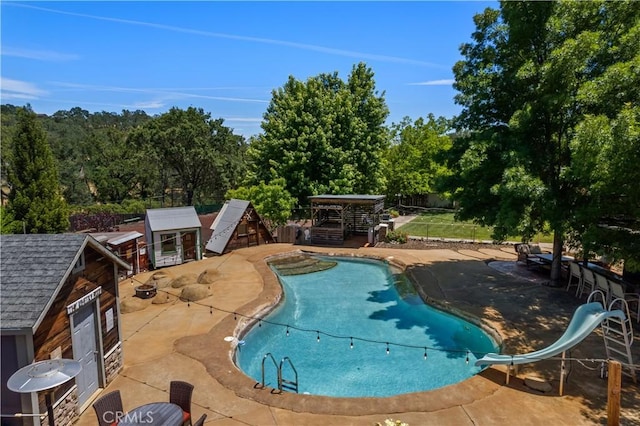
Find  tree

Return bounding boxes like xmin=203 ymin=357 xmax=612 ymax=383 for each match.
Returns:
xmin=384 ymin=115 xmax=452 ymax=203
xmin=131 ymin=107 xmax=247 ymax=205
xmin=446 ymin=1 xmax=640 ymax=285
xmin=225 ymin=178 xmax=296 ymax=231
xmin=248 ymin=62 xmax=389 ymax=206
xmin=6 ymin=107 xmax=69 ymax=233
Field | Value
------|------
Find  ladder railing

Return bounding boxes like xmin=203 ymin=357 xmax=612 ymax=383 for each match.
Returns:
xmin=257 ymin=353 xmax=278 ymax=390
xmin=601 ymin=298 xmax=636 ymax=383
xmin=257 ymin=354 xmax=299 ymax=393
xmin=278 ymin=356 xmax=299 ymax=393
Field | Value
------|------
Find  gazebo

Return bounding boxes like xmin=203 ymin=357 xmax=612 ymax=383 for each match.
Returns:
xmin=308 ymin=194 xmax=385 ymax=245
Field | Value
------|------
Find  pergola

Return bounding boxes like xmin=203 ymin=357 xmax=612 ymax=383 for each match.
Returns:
xmin=308 ymin=194 xmax=385 ymax=245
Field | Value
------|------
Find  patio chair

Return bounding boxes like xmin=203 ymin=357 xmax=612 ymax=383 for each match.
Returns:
xmin=609 ymin=280 xmax=640 ymax=323
xmin=92 ymin=390 xmax=123 ymax=426
xmin=594 ymin=273 xmax=611 ymax=306
xmin=566 ymin=262 xmax=582 ymax=294
xmin=170 ymin=380 xmax=194 ymax=426
xmin=193 ymin=414 xmax=207 ymax=426
xmin=577 ymin=266 xmax=596 ymax=298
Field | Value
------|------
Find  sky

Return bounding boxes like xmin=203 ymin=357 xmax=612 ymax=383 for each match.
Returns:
xmin=1 ymin=1 xmax=497 ymax=138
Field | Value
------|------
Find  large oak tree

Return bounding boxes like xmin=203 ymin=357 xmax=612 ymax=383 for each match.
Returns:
xmin=447 ymin=1 xmax=640 ymax=284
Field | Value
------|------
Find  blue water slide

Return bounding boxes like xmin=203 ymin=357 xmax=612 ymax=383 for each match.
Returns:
xmin=475 ymin=302 xmax=625 ymax=366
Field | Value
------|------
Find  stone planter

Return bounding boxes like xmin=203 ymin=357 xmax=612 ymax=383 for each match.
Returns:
xmin=134 ymin=283 xmax=157 ymax=299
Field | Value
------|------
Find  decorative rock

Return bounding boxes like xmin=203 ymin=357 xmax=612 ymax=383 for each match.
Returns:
xmin=171 ymin=273 xmax=198 ymax=288
xmin=524 ymin=377 xmax=553 ymax=393
xmin=152 ymin=292 xmax=177 ymax=304
xmin=120 ymin=297 xmax=151 ymax=313
xmin=197 ymin=269 xmax=221 ymax=284
xmin=180 ymin=284 xmax=211 ymax=302
xmin=146 ymin=271 xmax=172 ymax=289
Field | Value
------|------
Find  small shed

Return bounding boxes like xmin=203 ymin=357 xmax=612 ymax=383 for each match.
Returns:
xmin=1 ymin=234 xmax=130 ymax=425
xmin=90 ymin=231 xmax=146 ymax=277
xmin=144 ymin=206 xmax=202 ymax=269
xmin=308 ymin=194 xmax=386 ymax=245
xmin=205 ymin=199 xmax=274 ymax=255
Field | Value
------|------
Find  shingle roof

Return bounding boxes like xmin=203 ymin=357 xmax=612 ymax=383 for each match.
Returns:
xmin=145 ymin=207 xmax=201 ymax=232
xmin=0 ymin=234 xmax=130 ymax=332
xmin=205 ymin=199 xmax=250 ymax=254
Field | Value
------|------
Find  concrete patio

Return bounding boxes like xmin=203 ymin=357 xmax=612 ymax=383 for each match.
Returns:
xmin=75 ymin=243 xmax=639 ymax=425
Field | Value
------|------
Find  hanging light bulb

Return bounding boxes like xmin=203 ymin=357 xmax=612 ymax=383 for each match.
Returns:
xmin=209 ymin=305 xmax=213 ymax=315
xmin=386 ymin=343 xmax=390 ymax=355
xmin=258 ymin=319 xmax=262 ymax=327
xmin=317 ymin=331 xmax=320 ymax=343
xmin=286 ymin=326 xmax=290 ymax=337
xmin=424 ymin=348 xmax=428 ymax=360
xmin=350 ymin=337 xmax=354 ymax=349
xmin=465 ymin=350 xmax=469 ymax=364
xmin=187 ymin=299 xmax=190 ymax=307
xmin=233 ymin=312 xmax=237 ymax=320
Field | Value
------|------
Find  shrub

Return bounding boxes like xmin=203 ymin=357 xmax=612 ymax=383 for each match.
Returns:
xmin=385 ymin=230 xmax=408 ymax=244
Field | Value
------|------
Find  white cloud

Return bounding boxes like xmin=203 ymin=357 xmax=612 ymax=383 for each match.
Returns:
xmin=1 ymin=78 xmax=48 ymax=100
xmin=12 ymin=3 xmax=444 ymax=68
xmin=408 ymin=79 xmax=455 ymax=86
xmin=2 ymin=47 xmax=79 ymax=61
xmin=131 ymin=100 xmax=165 ymax=109
xmin=222 ymin=117 xmax=262 ymax=123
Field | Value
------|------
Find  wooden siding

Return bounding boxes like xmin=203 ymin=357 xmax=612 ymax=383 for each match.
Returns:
xmin=31 ymin=244 xmax=122 ymax=413
xmin=224 ymin=216 xmax=274 ymax=253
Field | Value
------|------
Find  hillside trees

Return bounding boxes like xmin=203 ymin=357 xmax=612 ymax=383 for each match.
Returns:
xmin=247 ymin=62 xmax=389 ymax=206
xmin=130 ymin=107 xmax=247 ymax=206
xmin=6 ymin=106 xmax=69 ymax=233
xmin=384 ymin=115 xmax=452 ymax=204
xmin=446 ymin=0 xmax=640 ymax=284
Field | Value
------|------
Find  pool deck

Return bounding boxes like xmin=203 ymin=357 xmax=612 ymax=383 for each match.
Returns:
xmin=75 ymin=243 xmax=639 ymax=425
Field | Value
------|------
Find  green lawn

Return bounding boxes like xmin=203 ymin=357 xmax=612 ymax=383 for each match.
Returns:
xmin=398 ymin=211 xmax=554 ymax=243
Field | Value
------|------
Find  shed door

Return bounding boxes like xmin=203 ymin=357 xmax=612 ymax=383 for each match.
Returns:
xmin=72 ymin=304 xmax=99 ymax=406
xmin=181 ymin=231 xmax=197 ymax=261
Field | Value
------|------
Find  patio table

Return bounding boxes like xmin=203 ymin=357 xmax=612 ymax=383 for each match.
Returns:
xmin=534 ymin=253 xmax=574 ymax=265
xmin=117 ymin=402 xmax=183 ymax=426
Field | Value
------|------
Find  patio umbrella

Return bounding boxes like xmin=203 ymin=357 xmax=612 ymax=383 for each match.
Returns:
xmin=7 ymin=359 xmax=82 ymax=426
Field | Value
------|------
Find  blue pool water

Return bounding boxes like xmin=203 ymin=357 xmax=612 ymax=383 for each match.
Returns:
xmin=236 ymin=256 xmax=498 ymax=397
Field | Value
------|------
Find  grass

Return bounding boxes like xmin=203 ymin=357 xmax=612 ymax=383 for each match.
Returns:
xmin=399 ymin=211 xmax=554 ymax=243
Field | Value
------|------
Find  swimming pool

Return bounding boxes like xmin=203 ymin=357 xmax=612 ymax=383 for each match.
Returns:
xmin=236 ymin=256 xmax=498 ymax=397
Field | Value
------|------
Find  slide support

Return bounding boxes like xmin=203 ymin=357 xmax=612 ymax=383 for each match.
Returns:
xmin=559 ymin=351 xmax=566 ymax=396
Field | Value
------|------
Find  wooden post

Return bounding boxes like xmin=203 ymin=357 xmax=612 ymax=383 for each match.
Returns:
xmin=559 ymin=351 xmax=566 ymax=396
xmin=607 ymin=360 xmax=622 ymax=426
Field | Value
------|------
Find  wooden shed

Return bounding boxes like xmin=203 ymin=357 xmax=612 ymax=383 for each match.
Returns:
xmin=205 ymin=199 xmax=274 ymax=255
xmin=308 ymin=194 xmax=386 ymax=245
xmin=1 ymin=234 xmax=130 ymax=426
xmin=90 ymin=231 xmax=146 ymax=278
xmin=144 ymin=206 xmax=202 ymax=269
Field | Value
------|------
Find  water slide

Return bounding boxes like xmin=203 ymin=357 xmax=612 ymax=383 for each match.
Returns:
xmin=475 ymin=302 xmax=625 ymax=366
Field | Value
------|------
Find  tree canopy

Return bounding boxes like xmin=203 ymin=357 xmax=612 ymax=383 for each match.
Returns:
xmin=446 ymin=0 xmax=640 ymax=282
xmin=247 ymin=62 xmax=389 ymax=206
xmin=6 ymin=107 xmax=69 ymax=233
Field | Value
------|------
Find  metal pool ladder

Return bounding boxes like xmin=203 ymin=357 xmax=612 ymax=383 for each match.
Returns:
xmin=258 ymin=353 xmax=299 ymax=393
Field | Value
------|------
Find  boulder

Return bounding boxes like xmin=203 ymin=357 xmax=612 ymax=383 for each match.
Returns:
xmin=197 ymin=269 xmax=221 ymax=284
xmin=180 ymin=284 xmax=211 ymax=302
xmin=171 ymin=273 xmax=198 ymax=288
xmin=146 ymin=271 xmax=173 ymax=289
xmin=120 ymin=297 xmax=151 ymax=313
xmin=152 ymin=292 xmax=178 ymax=304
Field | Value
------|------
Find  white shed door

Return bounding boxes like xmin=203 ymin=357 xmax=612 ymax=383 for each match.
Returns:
xmin=72 ymin=304 xmax=99 ymax=406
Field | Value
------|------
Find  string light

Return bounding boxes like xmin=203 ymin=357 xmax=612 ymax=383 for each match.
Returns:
xmin=234 ymin=312 xmax=237 ymax=320
xmin=187 ymin=299 xmax=190 ymax=307
xmin=386 ymin=342 xmax=390 ymax=355
xmin=209 ymin=305 xmax=213 ymax=315
xmin=286 ymin=326 xmax=290 ymax=337
xmin=317 ymin=331 xmax=320 ymax=343
xmin=258 ymin=320 xmax=262 ymax=327
xmin=424 ymin=347 xmax=427 ymax=360
xmin=465 ymin=350 xmax=469 ymax=365
xmin=350 ymin=337 xmax=354 ymax=349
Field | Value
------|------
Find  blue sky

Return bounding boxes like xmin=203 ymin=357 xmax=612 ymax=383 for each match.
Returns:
xmin=2 ymin=1 xmax=496 ymax=138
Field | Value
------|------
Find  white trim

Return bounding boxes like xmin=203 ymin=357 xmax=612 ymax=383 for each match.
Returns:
xmin=103 ymin=341 xmax=122 ymax=360
xmin=66 ymin=287 xmax=102 ymax=315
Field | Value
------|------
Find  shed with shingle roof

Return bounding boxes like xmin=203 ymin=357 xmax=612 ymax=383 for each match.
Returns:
xmin=1 ymin=234 xmax=130 ymax=423
xmin=144 ymin=206 xmax=202 ymax=268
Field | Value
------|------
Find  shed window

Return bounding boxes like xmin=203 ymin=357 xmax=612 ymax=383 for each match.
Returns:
xmin=237 ymin=224 xmax=248 ymax=236
xmin=72 ymin=253 xmax=85 ymax=273
xmin=160 ymin=234 xmax=177 ymax=254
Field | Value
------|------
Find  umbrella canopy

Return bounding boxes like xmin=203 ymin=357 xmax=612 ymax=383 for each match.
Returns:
xmin=7 ymin=359 xmax=82 ymax=393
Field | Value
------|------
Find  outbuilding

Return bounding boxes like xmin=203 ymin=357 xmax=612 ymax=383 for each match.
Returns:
xmin=1 ymin=234 xmax=130 ymax=426
xmin=144 ymin=206 xmax=203 ymax=269
xmin=205 ymin=199 xmax=274 ymax=255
